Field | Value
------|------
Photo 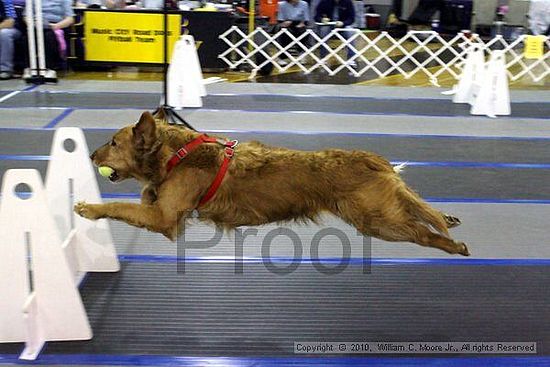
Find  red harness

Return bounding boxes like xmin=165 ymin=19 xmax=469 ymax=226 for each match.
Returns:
xmin=166 ymin=134 xmax=238 ymax=207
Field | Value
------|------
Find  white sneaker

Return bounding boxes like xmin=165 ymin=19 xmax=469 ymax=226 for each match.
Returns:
xmin=278 ymin=58 xmax=289 ymax=66
xmin=22 ymin=67 xmax=31 ymax=80
xmin=0 ymin=71 xmax=12 ymax=80
xmin=45 ymin=69 xmax=57 ymax=79
xmin=347 ymin=60 xmax=357 ymax=68
xmin=44 ymin=69 xmax=58 ymax=83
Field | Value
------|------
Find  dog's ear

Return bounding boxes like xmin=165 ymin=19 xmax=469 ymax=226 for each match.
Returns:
xmin=133 ymin=111 xmax=157 ymax=149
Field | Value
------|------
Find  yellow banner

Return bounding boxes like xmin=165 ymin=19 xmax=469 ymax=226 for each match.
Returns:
xmin=523 ymin=35 xmax=545 ymax=60
xmin=84 ymin=11 xmax=181 ymax=63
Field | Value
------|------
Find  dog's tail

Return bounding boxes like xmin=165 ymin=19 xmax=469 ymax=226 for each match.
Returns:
xmin=393 ymin=162 xmax=407 ymax=174
xmin=397 ymin=180 xmax=449 ymax=237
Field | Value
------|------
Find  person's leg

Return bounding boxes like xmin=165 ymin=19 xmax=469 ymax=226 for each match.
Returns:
xmin=43 ymin=28 xmax=61 ymax=70
xmin=392 ymin=0 xmax=403 ymax=18
xmin=276 ymin=26 xmax=292 ymax=60
xmin=317 ymin=25 xmax=331 ymax=58
xmin=0 ymin=28 xmax=20 ymax=75
xmin=342 ymin=27 xmax=356 ymax=61
xmin=13 ymin=30 xmax=28 ymax=72
xmin=408 ymin=0 xmax=445 ymax=25
xmin=0 ymin=30 xmax=3 ymax=71
xmin=290 ymin=26 xmax=308 ymax=55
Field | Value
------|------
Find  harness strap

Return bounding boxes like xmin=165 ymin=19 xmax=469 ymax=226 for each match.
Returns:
xmin=166 ymin=134 xmax=238 ymax=207
xmin=166 ymin=134 xmax=219 ymax=174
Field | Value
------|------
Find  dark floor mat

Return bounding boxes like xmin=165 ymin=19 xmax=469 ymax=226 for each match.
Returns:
xmin=3 ymin=93 xmax=549 ymax=119
xmin=1 ymin=130 xmax=549 ymax=164
xmin=1 ymin=262 xmax=547 ymax=357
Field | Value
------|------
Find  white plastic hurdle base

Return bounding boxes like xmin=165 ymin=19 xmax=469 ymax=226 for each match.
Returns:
xmin=45 ymin=127 xmax=120 ymax=278
xmin=470 ymin=50 xmax=511 ymax=118
xmin=167 ymin=35 xmax=207 ymax=108
xmin=0 ymin=170 xmax=92 ymax=360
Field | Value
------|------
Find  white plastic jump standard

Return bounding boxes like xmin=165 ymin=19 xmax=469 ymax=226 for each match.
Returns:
xmin=45 ymin=128 xmax=120 ymax=278
xmin=447 ymin=45 xmax=485 ymax=104
xmin=470 ymin=50 xmax=511 ymax=118
xmin=167 ymin=35 xmax=207 ymax=108
xmin=0 ymin=127 xmax=120 ymax=360
xmin=0 ymin=170 xmax=92 ymax=360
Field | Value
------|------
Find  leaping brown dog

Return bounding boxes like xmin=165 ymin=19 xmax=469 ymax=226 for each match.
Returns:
xmin=74 ymin=111 xmax=469 ymax=256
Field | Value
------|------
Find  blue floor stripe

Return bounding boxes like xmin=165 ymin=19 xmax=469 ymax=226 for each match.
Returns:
xmin=22 ymin=85 xmax=38 ymax=92
xmin=20 ymin=90 xmax=157 ymax=95
xmin=99 ymin=193 xmax=550 ymax=204
xmin=0 ymin=154 xmax=49 ymax=161
xmin=5 ymin=191 xmax=549 ymax=204
xmin=0 ymin=85 xmax=38 ymax=94
xmin=395 ymin=161 xmax=550 ymax=169
xmin=1 ymin=126 xmax=550 ymax=142
xmin=1 ymin=154 xmax=548 ymax=170
xmin=424 ymin=197 xmax=550 ymax=204
xmin=0 ymin=354 xmax=548 ymax=367
xmin=101 ymin=192 xmax=141 ymax=199
xmin=42 ymin=108 xmax=74 ymax=129
xmin=118 ymin=255 xmax=550 ymax=266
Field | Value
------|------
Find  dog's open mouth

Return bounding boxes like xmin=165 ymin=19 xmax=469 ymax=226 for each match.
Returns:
xmin=108 ymin=170 xmax=120 ymax=182
xmin=97 ymin=166 xmax=121 ymax=183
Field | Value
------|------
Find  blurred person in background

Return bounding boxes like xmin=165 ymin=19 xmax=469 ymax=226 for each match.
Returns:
xmin=20 ymin=0 xmax=74 ymax=72
xmin=314 ymin=0 xmax=356 ymax=67
xmin=0 ymin=0 xmax=20 ymax=79
xmin=529 ymin=0 xmax=550 ymax=35
xmin=277 ymin=0 xmax=310 ymax=65
xmin=407 ymin=0 xmax=445 ymax=30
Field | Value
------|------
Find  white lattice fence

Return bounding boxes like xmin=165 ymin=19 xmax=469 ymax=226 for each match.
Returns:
xmin=218 ymin=26 xmax=549 ymax=85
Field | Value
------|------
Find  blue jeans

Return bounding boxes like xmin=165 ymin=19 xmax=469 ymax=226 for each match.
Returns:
xmin=0 ymin=28 xmax=20 ymax=73
xmin=317 ymin=25 xmax=355 ymax=60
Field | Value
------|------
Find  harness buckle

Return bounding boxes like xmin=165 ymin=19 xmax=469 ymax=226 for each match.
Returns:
xmin=225 ymin=146 xmax=235 ymax=158
xmin=176 ymin=147 xmax=188 ymax=159
xmin=223 ymin=140 xmax=238 ymax=158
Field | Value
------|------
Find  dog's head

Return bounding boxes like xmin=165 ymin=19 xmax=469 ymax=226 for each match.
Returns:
xmin=90 ymin=111 xmax=160 ymax=183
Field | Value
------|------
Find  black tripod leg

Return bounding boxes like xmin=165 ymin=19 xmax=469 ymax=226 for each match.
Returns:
xmin=152 ymin=105 xmax=198 ymax=131
xmin=167 ymin=109 xmax=197 ymax=131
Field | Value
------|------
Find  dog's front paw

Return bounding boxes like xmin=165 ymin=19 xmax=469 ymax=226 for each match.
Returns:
xmin=74 ymin=201 xmax=103 ymax=220
xmin=455 ymin=241 xmax=470 ymax=257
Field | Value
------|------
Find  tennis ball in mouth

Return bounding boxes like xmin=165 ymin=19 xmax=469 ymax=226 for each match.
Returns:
xmin=98 ymin=166 xmax=114 ymax=178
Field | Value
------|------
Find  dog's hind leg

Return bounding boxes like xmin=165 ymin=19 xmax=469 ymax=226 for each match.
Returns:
xmin=370 ymin=221 xmax=470 ymax=256
xmin=348 ymin=216 xmax=470 ymax=256
xmin=334 ymin=194 xmax=469 ymax=256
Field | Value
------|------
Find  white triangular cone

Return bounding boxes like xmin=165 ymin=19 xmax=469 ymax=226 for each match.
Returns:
xmin=450 ymin=45 xmax=485 ymax=103
xmin=470 ymin=50 xmax=511 ymax=118
xmin=167 ymin=35 xmax=206 ymax=108
xmin=45 ymin=128 xmax=120 ymax=276
xmin=0 ymin=169 xmax=92 ymax=359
